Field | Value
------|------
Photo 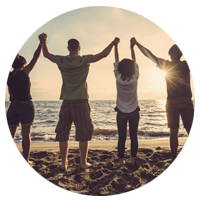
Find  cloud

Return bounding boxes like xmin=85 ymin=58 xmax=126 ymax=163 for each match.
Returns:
xmin=31 ymin=79 xmax=51 ymax=91
xmin=110 ymin=7 xmax=125 ymax=18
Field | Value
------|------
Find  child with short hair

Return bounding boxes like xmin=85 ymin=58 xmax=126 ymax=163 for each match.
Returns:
xmin=113 ymin=38 xmax=140 ymax=166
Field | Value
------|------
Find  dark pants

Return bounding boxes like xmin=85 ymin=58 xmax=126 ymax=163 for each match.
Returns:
xmin=117 ymin=107 xmax=140 ymax=158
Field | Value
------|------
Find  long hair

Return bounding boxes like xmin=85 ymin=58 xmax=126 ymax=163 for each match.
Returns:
xmin=117 ymin=59 xmax=135 ymax=81
xmin=12 ymin=54 xmax=27 ymax=69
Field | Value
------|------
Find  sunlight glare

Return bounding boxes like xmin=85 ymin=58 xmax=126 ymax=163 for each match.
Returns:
xmin=149 ymin=67 xmax=167 ymax=91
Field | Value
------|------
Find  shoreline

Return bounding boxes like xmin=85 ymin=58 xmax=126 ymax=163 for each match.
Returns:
xmin=16 ymin=137 xmax=187 ymax=152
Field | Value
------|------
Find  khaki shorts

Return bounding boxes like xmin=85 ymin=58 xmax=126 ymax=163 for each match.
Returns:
xmin=55 ymin=99 xmax=94 ymax=142
xmin=166 ymin=97 xmax=194 ymax=129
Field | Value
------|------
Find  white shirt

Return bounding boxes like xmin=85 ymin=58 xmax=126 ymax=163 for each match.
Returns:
xmin=114 ymin=62 xmax=139 ymax=113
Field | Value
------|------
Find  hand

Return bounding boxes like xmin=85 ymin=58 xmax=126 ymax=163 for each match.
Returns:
xmin=113 ymin=37 xmax=120 ymax=45
xmin=38 ymin=33 xmax=47 ymax=43
xmin=130 ymin=37 xmax=137 ymax=47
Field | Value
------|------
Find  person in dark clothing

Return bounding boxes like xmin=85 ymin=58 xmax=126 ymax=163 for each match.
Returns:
xmin=7 ymin=40 xmax=42 ymax=163
xmin=131 ymin=37 xmax=194 ymax=161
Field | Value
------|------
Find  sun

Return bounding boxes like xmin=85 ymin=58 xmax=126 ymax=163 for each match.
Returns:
xmin=149 ymin=67 xmax=167 ymax=91
xmin=160 ymin=69 xmax=167 ymax=77
xmin=152 ymin=67 xmax=167 ymax=80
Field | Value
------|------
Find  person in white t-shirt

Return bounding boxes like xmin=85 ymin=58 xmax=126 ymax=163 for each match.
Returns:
xmin=113 ymin=38 xmax=140 ymax=166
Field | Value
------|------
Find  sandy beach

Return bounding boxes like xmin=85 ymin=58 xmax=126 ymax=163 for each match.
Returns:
xmin=16 ymin=138 xmax=187 ymax=195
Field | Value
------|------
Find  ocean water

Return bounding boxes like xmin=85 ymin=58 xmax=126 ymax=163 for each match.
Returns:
xmin=5 ymin=100 xmax=190 ymax=143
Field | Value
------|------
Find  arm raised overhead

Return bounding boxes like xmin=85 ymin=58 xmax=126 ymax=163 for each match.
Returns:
xmin=91 ymin=37 xmax=120 ymax=63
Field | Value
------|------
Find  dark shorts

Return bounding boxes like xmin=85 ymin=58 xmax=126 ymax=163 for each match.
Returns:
xmin=166 ymin=97 xmax=194 ymax=129
xmin=7 ymin=100 xmax=35 ymax=126
xmin=55 ymin=99 xmax=94 ymax=142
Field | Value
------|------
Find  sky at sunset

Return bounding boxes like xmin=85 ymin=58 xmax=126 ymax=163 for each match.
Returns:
xmin=4 ymin=6 xmax=195 ymax=101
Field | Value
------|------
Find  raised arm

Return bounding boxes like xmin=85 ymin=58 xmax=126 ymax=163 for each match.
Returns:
xmin=39 ymin=33 xmax=55 ymax=63
xmin=23 ymin=42 xmax=42 ymax=76
xmin=91 ymin=37 xmax=119 ymax=63
xmin=114 ymin=38 xmax=120 ymax=62
xmin=130 ymin=38 xmax=136 ymax=62
xmin=131 ymin=37 xmax=161 ymax=65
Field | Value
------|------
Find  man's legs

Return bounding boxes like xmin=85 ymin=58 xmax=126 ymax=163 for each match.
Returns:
xmin=79 ymin=141 xmax=91 ymax=168
xmin=170 ymin=128 xmax=179 ymax=161
xmin=59 ymin=141 xmax=69 ymax=170
xmin=167 ymin=98 xmax=194 ymax=161
xmin=181 ymin=98 xmax=194 ymax=136
xmin=166 ymin=99 xmax=180 ymax=161
xmin=72 ymin=100 xmax=93 ymax=169
xmin=59 ymin=140 xmax=91 ymax=170
xmin=55 ymin=100 xmax=72 ymax=170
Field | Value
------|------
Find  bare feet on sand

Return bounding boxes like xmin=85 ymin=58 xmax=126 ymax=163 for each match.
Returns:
xmin=130 ymin=157 xmax=136 ymax=166
xmin=60 ymin=162 xmax=68 ymax=171
xmin=119 ymin=158 xmax=125 ymax=166
xmin=28 ymin=160 xmax=33 ymax=166
xmin=80 ymin=162 xmax=92 ymax=169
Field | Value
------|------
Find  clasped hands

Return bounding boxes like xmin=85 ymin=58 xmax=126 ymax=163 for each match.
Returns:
xmin=113 ymin=37 xmax=137 ymax=47
xmin=38 ymin=33 xmax=47 ymax=43
xmin=38 ymin=33 xmax=137 ymax=47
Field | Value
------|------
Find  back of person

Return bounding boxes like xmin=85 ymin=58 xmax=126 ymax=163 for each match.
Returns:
xmin=132 ymin=38 xmax=194 ymax=161
xmin=54 ymin=54 xmax=93 ymax=100
xmin=113 ymin=40 xmax=140 ymax=166
xmin=39 ymin=34 xmax=120 ymax=170
xmin=163 ymin=60 xmax=192 ymax=99
xmin=6 ymin=41 xmax=42 ymax=163
xmin=7 ymin=71 xmax=31 ymax=101
xmin=114 ymin=62 xmax=139 ymax=113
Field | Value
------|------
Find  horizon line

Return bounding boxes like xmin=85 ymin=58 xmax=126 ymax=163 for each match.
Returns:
xmin=5 ymin=98 xmax=196 ymax=102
